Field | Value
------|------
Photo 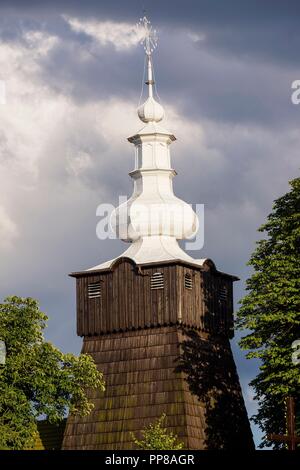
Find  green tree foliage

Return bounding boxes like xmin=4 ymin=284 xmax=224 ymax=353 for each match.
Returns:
xmin=236 ymin=177 xmax=300 ymax=448
xmin=0 ymin=296 xmax=105 ymax=449
xmin=132 ymin=414 xmax=184 ymax=450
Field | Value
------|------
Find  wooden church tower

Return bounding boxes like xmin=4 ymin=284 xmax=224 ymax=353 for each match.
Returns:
xmin=62 ymin=17 xmax=254 ymax=450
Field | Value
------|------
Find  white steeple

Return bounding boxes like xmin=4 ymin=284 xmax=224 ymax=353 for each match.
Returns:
xmin=88 ymin=17 xmax=207 ymax=271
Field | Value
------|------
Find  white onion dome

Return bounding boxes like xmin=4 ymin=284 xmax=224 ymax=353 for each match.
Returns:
xmin=111 ymin=195 xmax=199 ymax=242
xmin=137 ymin=96 xmax=164 ymax=123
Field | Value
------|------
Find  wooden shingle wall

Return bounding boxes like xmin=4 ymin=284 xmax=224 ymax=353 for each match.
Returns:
xmin=62 ymin=326 xmax=207 ymax=450
xmin=62 ymin=325 xmax=254 ymax=450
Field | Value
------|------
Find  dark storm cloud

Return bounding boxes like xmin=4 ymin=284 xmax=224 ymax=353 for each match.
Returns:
xmin=1 ymin=0 xmax=300 ymax=66
xmin=1 ymin=1 xmax=299 ymax=129
xmin=154 ymin=33 xmax=299 ymax=129
xmin=2 ymin=24 xmax=291 ymax=133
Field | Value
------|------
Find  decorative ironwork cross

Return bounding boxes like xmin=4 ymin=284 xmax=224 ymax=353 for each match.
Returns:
xmin=268 ymin=396 xmax=300 ymax=450
xmin=137 ymin=16 xmax=158 ymax=56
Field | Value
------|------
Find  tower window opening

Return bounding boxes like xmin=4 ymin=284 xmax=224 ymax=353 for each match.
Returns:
xmin=219 ymin=286 xmax=228 ymax=302
xmin=184 ymin=273 xmax=193 ymax=290
xmin=150 ymin=272 xmax=164 ymax=290
xmin=88 ymin=281 xmax=101 ymax=299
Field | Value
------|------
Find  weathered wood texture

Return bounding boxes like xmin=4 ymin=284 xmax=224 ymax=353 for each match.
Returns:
xmin=76 ymin=259 xmax=234 ymax=338
xmin=62 ymin=326 xmax=253 ymax=450
xmin=63 ymin=327 xmax=197 ymax=449
xmin=63 ymin=259 xmax=253 ymax=450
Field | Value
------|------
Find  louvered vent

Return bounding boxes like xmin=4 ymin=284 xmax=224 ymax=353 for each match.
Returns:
xmin=184 ymin=273 xmax=193 ymax=290
xmin=150 ymin=272 xmax=164 ymax=290
xmin=219 ymin=286 xmax=228 ymax=302
xmin=88 ymin=281 xmax=101 ymax=299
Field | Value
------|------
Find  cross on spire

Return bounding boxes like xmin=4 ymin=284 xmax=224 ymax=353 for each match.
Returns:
xmin=268 ymin=396 xmax=300 ymax=451
xmin=137 ymin=16 xmax=158 ymax=98
xmin=138 ymin=16 xmax=158 ymax=56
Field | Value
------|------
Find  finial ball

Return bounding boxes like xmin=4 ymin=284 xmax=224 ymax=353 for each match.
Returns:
xmin=137 ymin=96 xmax=164 ymax=123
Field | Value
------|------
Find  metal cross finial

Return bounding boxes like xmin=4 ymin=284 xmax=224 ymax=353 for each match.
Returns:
xmin=136 ymin=16 xmax=158 ymax=98
xmin=138 ymin=16 xmax=158 ymax=57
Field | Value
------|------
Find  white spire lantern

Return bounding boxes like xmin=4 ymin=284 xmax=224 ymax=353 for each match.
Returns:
xmin=89 ymin=17 xmax=205 ymax=271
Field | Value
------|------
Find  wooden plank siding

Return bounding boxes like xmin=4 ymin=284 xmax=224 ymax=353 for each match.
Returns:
xmin=76 ymin=259 xmax=235 ymax=338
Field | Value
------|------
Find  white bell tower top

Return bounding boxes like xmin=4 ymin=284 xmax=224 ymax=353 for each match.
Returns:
xmin=88 ymin=17 xmax=206 ymax=271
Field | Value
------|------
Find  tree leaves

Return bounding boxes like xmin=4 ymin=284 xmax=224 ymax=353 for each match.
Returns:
xmin=131 ymin=414 xmax=184 ymax=450
xmin=0 ymin=296 xmax=105 ymax=449
xmin=236 ymin=177 xmax=300 ymax=448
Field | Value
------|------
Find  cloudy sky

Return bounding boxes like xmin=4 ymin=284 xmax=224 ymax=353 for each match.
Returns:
xmin=0 ymin=0 xmax=299 ymax=447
